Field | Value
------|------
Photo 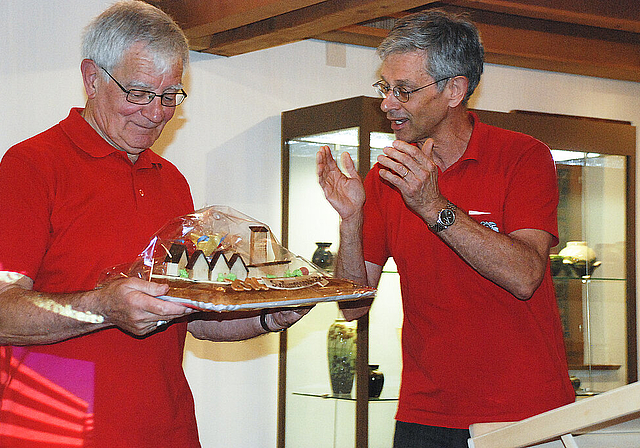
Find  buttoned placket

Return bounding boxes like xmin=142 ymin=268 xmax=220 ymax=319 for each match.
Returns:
xmin=130 ymin=158 xmax=161 ymax=210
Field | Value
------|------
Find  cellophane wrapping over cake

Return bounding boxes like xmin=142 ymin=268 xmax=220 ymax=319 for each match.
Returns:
xmin=98 ymin=205 xmax=375 ymax=311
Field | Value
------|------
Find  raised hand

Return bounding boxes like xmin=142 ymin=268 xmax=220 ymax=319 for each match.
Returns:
xmin=377 ymin=138 xmax=443 ymax=217
xmin=316 ymin=146 xmax=365 ymax=221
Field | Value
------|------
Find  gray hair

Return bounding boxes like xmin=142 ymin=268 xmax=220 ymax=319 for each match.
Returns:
xmin=82 ymin=1 xmax=189 ymax=75
xmin=377 ymin=10 xmax=484 ymax=104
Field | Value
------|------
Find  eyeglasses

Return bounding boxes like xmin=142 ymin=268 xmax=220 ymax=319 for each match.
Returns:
xmin=101 ymin=67 xmax=187 ymax=107
xmin=372 ymin=77 xmax=451 ymax=103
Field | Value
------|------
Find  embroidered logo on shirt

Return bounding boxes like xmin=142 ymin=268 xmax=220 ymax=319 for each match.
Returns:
xmin=469 ymin=211 xmax=499 ymax=232
xmin=481 ymin=221 xmax=500 ymax=232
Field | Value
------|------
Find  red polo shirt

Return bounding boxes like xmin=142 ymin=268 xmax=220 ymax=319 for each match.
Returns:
xmin=0 ymin=108 xmax=199 ymax=447
xmin=363 ymin=112 xmax=574 ymax=428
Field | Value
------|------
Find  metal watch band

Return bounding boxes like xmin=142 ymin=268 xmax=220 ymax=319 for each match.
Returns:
xmin=428 ymin=200 xmax=456 ymax=233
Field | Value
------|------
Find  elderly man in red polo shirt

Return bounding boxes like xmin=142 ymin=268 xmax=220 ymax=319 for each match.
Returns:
xmin=0 ymin=2 xmax=306 ymax=447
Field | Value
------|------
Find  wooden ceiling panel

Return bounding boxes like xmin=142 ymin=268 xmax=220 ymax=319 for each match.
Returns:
xmin=194 ymin=0 xmax=438 ymax=56
xmin=144 ymin=0 xmax=640 ymax=82
xmin=479 ymin=22 xmax=640 ymax=81
xmin=445 ymin=0 xmax=640 ymax=33
xmin=147 ymin=0 xmax=326 ymax=38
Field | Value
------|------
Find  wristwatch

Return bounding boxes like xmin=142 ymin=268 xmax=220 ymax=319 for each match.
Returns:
xmin=429 ymin=201 xmax=456 ymax=233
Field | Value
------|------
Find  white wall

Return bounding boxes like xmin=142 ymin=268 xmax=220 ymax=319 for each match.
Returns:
xmin=3 ymin=1 xmax=640 ymax=447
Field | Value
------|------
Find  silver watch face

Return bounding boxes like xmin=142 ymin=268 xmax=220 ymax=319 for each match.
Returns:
xmin=439 ymin=208 xmax=455 ymax=226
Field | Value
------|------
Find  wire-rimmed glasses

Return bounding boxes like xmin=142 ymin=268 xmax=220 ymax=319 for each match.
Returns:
xmin=101 ymin=67 xmax=187 ymax=107
xmin=372 ymin=77 xmax=451 ymax=103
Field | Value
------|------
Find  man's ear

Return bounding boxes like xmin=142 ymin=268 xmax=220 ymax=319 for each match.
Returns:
xmin=447 ymin=76 xmax=469 ymax=108
xmin=80 ymin=59 xmax=100 ymax=99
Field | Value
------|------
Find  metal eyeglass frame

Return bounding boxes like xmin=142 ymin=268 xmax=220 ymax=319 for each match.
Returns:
xmin=372 ymin=77 xmax=451 ymax=103
xmin=101 ymin=67 xmax=187 ymax=107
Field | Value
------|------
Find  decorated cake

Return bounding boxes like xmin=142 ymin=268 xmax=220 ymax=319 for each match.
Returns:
xmin=98 ymin=206 xmax=375 ymax=311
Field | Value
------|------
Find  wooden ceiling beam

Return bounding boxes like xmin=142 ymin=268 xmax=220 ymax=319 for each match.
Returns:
xmin=317 ymin=11 xmax=640 ymax=82
xmin=146 ymin=1 xmax=324 ymax=36
xmin=443 ymin=0 xmax=640 ymax=33
xmin=145 ymin=0 xmax=640 ymax=82
xmin=479 ymin=22 xmax=640 ymax=82
xmin=316 ymin=25 xmax=389 ymax=49
xmin=193 ymin=0 xmax=438 ymax=56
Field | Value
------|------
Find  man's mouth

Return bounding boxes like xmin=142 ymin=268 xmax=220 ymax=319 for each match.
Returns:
xmin=390 ymin=117 xmax=409 ymax=130
xmin=134 ymin=122 xmax=159 ymax=130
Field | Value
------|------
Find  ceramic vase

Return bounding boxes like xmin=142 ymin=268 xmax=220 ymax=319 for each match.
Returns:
xmin=312 ymin=242 xmax=334 ymax=271
xmin=327 ymin=318 xmax=357 ymax=395
xmin=559 ymin=241 xmax=601 ymax=277
xmin=368 ymin=364 xmax=384 ymax=398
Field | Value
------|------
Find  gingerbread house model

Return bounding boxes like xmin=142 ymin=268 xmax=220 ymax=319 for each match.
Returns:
xmin=162 ymin=223 xmax=295 ymax=282
xmin=210 ymin=252 xmax=249 ymax=281
xmin=164 ymin=243 xmax=189 ymax=277
xmin=186 ymin=250 xmax=210 ymax=280
xmin=165 ymin=244 xmax=251 ymax=282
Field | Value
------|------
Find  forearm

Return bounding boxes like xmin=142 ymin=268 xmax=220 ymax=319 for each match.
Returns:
xmin=0 ymin=286 xmax=110 ymax=345
xmin=435 ymin=210 xmax=550 ymax=300
xmin=187 ymin=312 xmax=268 ymax=342
xmin=334 ymin=213 xmax=377 ymax=320
xmin=334 ymin=213 xmax=369 ymax=286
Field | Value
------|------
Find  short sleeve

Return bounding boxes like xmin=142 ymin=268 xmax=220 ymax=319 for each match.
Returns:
xmin=362 ymin=165 xmax=391 ymax=266
xmin=503 ymin=138 xmax=559 ymax=247
xmin=0 ymin=147 xmax=53 ymax=278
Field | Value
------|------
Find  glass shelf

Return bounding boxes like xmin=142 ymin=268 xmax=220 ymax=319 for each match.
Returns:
xmin=569 ymin=365 xmax=620 ymax=370
xmin=552 ymin=276 xmax=626 ymax=282
xmin=293 ymin=392 xmax=399 ymax=402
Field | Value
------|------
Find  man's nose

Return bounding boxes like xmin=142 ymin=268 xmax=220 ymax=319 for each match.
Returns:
xmin=141 ymin=96 xmax=166 ymax=122
xmin=380 ymin=91 xmax=400 ymax=112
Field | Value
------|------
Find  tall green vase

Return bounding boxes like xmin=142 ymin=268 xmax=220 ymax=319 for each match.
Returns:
xmin=327 ymin=318 xmax=357 ymax=396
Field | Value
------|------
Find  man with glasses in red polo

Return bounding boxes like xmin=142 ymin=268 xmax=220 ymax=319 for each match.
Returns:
xmin=317 ymin=10 xmax=574 ymax=448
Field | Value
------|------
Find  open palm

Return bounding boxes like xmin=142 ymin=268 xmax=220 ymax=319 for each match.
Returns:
xmin=316 ymin=147 xmax=365 ymax=220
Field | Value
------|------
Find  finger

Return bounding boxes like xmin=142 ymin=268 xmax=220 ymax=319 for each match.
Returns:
xmin=378 ymin=152 xmax=409 ymax=179
xmin=124 ymin=277 xmax=170 ymax=297
xmin=148 ymin=295 xmax=197 ymax=318
xmin=378 ymin=166 xmax=407 ymax=187
xmin=318 ymin=145 xmax=336 ymax=166
xmin=340 ymin=152 xmax=358 ymax=178
xmin=316 ymin=146 xmax=338 ymax=178
xmin=416 ymin=138 xmax=435 ymax=157
xmin=129 ymin=281 xmax=194 ymax=316
xmin=116 ymin=281 xmax=195 ymax=320
xmin=390 ymin=140 xmax=419 ymax=160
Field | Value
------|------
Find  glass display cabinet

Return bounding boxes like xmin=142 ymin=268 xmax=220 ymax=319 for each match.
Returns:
xmin=278 ymin=98 xmax=636 ymax=447
xmin=279 ymin=96 xmax=398 ymax=448
xmin=477 ymin=110 xmax=637 ymax=397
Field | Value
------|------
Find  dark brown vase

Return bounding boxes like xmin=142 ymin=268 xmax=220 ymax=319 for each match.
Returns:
xmin=312 ymin=242 xmax=334 ymax=271
xmin=368 ymin=364 xmax=384 ymax=398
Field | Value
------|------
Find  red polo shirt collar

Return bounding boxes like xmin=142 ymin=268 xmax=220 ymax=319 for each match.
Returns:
xmin=61 ymin=108 xmax=160 ymax=169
